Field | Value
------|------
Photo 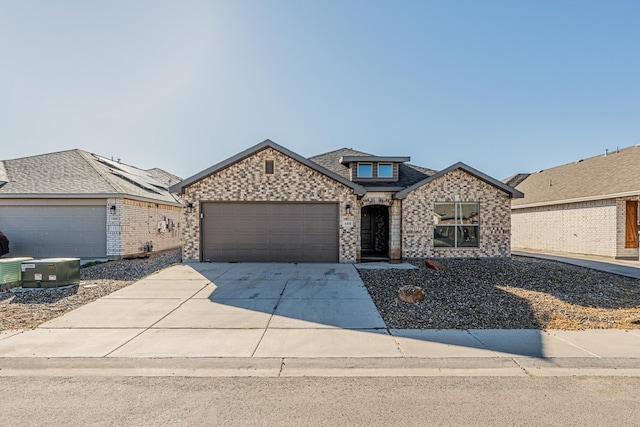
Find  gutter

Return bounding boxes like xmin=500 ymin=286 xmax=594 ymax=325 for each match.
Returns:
xmin=0 ymin=193 xmax=183 ymax=207
xmin=511 ymin=190 xmax=640 ymax=209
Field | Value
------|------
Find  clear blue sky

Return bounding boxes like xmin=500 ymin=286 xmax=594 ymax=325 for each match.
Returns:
xmin=1 ymin=1 xmax=638 ymax=181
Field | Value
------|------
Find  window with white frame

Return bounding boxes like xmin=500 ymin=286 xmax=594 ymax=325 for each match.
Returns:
xmin=433 ymin=202 xmax=479 ymax=248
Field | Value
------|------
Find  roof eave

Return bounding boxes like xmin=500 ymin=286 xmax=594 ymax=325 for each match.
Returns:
xmin=394 ymin=162 xmax=525 ymax=200
xmin=170 ymin=139 xmax=367 ymax=196
xmin=0 ymin=193 xmax=182 ymax=206
xmin=512 ymin=190 xmax=640 ymax=209
xmin=340 ymin=156 xmax=411 ymax=164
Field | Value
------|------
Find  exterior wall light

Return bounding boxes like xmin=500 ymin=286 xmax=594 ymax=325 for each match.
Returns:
xmin=345 ymin=204 xmax=352 ymax=215
xmin=186 ymin=202 xmax=194 ymax=213
xmin=110 ymin=205 xmax=117 ymax=215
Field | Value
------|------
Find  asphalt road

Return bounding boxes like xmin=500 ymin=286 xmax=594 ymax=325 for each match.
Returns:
xmin=2 ymin=376 xmax=639 ymax=426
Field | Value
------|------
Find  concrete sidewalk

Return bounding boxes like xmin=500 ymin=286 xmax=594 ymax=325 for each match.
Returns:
xmin=0 ymin=262 xmax=639 ymax=376
xmin=513 ymin=249 xmax=640 ymax=279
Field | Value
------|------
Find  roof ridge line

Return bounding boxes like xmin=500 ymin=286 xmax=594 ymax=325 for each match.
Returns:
xmin=77 ymin=150 xmax=124 ymax=194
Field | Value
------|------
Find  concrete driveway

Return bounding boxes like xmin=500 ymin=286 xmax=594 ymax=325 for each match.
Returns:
xmin=1 ymin=262 xmax=640 ymax=362
xmin=0 ymin=263 xmax=399 ymax=358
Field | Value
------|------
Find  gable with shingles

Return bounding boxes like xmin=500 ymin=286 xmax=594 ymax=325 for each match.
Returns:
xmin=512 ymin=145 xmax=640 ymax=208
xmin=309 ymin=148 xmax=437 ymax=188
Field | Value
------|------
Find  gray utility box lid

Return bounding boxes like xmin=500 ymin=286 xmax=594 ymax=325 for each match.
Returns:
xmin=0 ymin=257 xmax=34 ymax=291
xmin=21 ymin=258 xmax=81 ymax=288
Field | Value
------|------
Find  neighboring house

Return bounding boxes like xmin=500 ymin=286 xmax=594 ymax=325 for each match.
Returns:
xmin=508 ymin=145 xmax=640 ymax=260
xmin=170 ymin=139 xmax=522 ymax=263
xmin=0 ymin=149 xmax=183 ymax=259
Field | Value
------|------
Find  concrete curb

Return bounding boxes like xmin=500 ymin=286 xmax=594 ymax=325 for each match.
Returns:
xmin=1 ymin=357 xmax=639 ymax=378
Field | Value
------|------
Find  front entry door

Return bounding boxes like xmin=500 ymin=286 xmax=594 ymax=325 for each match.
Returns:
xmin=360 ymin=205 xmax=389 ymax=257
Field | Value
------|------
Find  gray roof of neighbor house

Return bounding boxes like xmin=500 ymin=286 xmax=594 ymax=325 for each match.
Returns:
xmin=0 ymin=149 xmax=182 ymax=205
xmin=503 ymin=173 xmax=531 ymax=188
xmin=512 ymin=144 xmax=640 ymax=208
xmin=309 ymin=148 xmax=438 ymax=189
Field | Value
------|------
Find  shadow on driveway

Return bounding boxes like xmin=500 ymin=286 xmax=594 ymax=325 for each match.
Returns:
xmin=187 ymin=262 xmax=547 ymax=358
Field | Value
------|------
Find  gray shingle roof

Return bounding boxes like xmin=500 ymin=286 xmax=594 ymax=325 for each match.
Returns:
xmin=309 ymin=148 xmax=437 ymax=188
xmin=0 ymin=149 xmax=181 ymax=205
xmin=512 ymin=145 xmax=640 ymax=207
xmin=169 ymin=140 xmax=519 ymax=199
xmin=308 ymin=148 xmax=372 ymax=179
xmin=503 ymin=173 xmax=531 ymax=188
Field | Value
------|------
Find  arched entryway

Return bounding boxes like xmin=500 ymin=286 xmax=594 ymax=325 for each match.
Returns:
xmin=360 ymin=205 xmax=389 ymax=260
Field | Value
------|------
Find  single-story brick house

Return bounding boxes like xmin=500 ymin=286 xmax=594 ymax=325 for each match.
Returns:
xmin=508 ymin=144 xmax=640 ymax=260
xmin=170 ymin=139 xmax=523 ymax=263
xmin=0 ymin=149 xmax=183 ymax=259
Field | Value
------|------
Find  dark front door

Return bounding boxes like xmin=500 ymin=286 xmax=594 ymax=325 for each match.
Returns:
xmin=360 ymin=205 xmax=389 ymax=257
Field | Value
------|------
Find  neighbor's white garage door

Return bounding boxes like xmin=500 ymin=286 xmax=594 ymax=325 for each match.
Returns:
xmin=0 ymin=205 xmax=107 ymax=258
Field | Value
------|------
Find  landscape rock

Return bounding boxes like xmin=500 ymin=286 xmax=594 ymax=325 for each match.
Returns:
xmin=425 ymin=259 xmax=445 ymax=271
xmin=398 ymin=285 xmax=426 ymax=303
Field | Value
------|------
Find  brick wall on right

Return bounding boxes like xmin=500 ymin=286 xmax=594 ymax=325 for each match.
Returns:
xmin=402 ymin=169 xmax=512 ymax=258
xmin=511 ymin=198 xmax=629 ymax=258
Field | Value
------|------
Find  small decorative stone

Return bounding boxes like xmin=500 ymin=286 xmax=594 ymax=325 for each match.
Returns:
xmin=398 ymin=285 xmax=425 ymax=303
xmin=425 ymin=259 xmax=445 ymax=271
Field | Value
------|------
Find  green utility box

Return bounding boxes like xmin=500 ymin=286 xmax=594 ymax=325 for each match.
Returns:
xmin=21 ymin=258 xmax=81 ymax=288
xmin=0 ymin=257 xmax=34 ymax=291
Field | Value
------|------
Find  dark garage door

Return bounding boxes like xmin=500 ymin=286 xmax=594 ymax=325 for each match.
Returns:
xmin=201 ymin=202 xmax=339 ymax=262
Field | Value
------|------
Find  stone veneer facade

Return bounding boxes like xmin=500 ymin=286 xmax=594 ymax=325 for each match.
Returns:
xmin=401 ymin=169 xmax=512 ymax=258
xmin=106 ymin=198 xmax=182 ymax=259
xmin=512 ymin=196 xmax=639 ymax=260
xmin=181 ymin=147 xmax=359 ymax=263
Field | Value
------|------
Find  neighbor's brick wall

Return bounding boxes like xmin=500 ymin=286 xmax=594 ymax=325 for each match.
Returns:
xmin=511 ymin=199 xmax=618 ymax=257
xmin=107 ymin=198 xmax=181 ymax=258
xmin=402 ymin=169 xmax=512 ymax=258
xmin=106 ymin=198 xmax=123 ymax=258
xmin=182 ymin=147 xmax=358 ymax=262
xmin=615 ymin=197 xmax=639 ymax=259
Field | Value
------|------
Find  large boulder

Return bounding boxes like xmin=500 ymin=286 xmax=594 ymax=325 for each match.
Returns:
xmin=398 ymin=285 xmax=425 ymax=303
xmin=425 ymin=259 xmax=445 ymax=271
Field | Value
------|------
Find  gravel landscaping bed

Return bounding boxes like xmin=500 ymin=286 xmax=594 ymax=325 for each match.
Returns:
xmin=3 ymin=251 xmax=639 ymax=332
xmin=0 ymin=249 xmax=181 ymax=331
xmin=359 ymin=256 xmax=640 ymax=330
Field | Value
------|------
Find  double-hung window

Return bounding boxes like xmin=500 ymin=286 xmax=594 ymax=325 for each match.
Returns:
xmin=433 ymin=202 xmax=479 ymax=248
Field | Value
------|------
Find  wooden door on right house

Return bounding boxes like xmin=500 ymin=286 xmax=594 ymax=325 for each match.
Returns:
xmin=625 ymin=200 xmax=638 ymax=248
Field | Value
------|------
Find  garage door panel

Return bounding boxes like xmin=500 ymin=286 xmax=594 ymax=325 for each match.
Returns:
xmin=202 ymin=202 xmax=338 ymax=262
xmin=0 ymin=206 xmax=107 ymax=258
